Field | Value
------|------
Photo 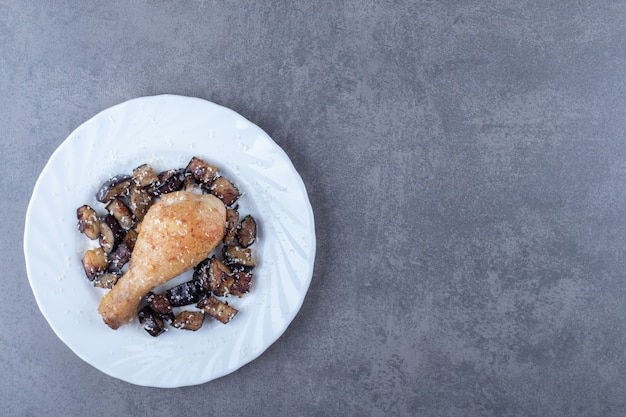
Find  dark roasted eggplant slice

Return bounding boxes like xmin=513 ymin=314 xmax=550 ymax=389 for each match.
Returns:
xmin=82 ymin=247 xmax=109 ymax=281
xmin=197 ymin=296 xmax=238 ymax=324
xmin=210 ymin=176 xmax=240 ymax=206
xmin=183 ymin=173 xmax=203 ymax=193
xmin=105 ymin=198 xmax=134 ymax=230
xmin=147 ymin=292 xmax=172 ymax=314
xmin=123 ymin=228 xmax=138 ymax=252
xmin=223 ymin=207 xmax=239 ymax=246
xmin=173 ymin=311 xmax=204 ymax=331
xmin=76 ymin=205 xmax=100 ymax=240
xmin=208 ymin=257 xmax=234 ymax=296
xmin=107 ymin=241 xmax=131 ymax=271
xmin=128 ymin=183 xmax=153 ymax=222
xmin=96 ymin=175 xmax=133 ymax=203
xmin=237 ymin=215 xmax=257 ymax=248
xmin=94 ymin=272 xmax=120 ymax=289
xmin=98 ymin=214 xmax=124 ymax=254
xmin=165 ymin=281 xmax=200 ymax=307
xmin=138 ymin=306 xmax=166 ymax=337
xmin=132 ymin=164 xmax=159 ymax=188
xmin=152 ymin=169 xmax=185 ymax=196
xmin=186 ymin=156 xmax=219 ymax=186
xmin=230 ymin=271 xmax=253 ymax=297
xmin=223 ymin=245 xmax=255 ymax=270
xmin=193 ymin=258 xmax=211 ymax=295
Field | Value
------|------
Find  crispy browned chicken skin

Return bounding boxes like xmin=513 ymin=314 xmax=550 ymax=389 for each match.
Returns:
xmin=98 ymin=191 xmax=226 ymax=329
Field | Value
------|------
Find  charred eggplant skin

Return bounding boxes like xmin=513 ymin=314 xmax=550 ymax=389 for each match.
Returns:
xmin=223 ymin=207 xmax=239 ymax=246
xmin=137 ymin=306 xmax=166 ymax=337
xmin=96 ymin=175 xmax=133 ymax=203
xmin=105 ymin=198 xmax=134 ymax=230
xmin=98 ymin=214 xmax=125 ymax=254
xmin=152 ymin=169 xmax=185 ymax=196
xmin=237 ymin=215 xmax=257 ymax=248
xmin=186 ymin=156 xmax=219 ymax=186
xmin=165 ymin=281 xmax=200 ymax=307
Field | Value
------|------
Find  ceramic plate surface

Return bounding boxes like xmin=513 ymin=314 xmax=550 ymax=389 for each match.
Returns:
xmin=24 ymin=95 xmax=316 ymax=387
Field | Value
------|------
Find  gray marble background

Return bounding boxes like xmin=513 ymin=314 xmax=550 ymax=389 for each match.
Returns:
xmin=2 ymin=1 xmax=626 ymax=416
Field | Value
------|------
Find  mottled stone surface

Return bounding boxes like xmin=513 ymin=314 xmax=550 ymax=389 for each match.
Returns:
xmin=2 ymin=1 xmax=626 ymax=416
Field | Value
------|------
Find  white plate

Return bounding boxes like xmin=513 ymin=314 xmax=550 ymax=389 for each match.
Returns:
xmin=24 ymin=95 xmax=316 ymax=387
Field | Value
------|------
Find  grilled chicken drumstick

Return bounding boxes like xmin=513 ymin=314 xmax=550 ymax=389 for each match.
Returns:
xmin=98 ymin=191 xmax=226 ymax=329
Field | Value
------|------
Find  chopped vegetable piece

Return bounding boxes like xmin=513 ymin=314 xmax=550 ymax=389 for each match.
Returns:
xmin=223 ymin=207 xmax=239 ymax=245
xmin=237 ymin=215 xmax=257 ymax=248
xmin=99 ymin=215 xmax=124 ymax=254
xmin=105 ymin=198 xmax=134 ymax=230
xmin=173 ymin=311 xmax=204 ymax=331
xmin=96 ymin=175 xmax=133 ymax=203
xmin=132 ymin=164 xmax=159 ymax=188
xmin=210 ymin=176 xmax=240 ymax=206
xmin=82 ymin=247 xmax=109 ymax=281
xmin=223 ymin=245 xmax=255 ymax=270
xmin=147 ymin=292 xmax=172 ymax=314
xmin=197 ymin=296 xmax=238 ymax=324
xmin=230 ymin=271 xmax=253 ymax=297
xmin=138 ymin=306 xmax=166 ymax=337
xmin=152 ymin=169 xmax=185 ymax=196
xmin=108 ymin=241 xmax=131 ymax=271
xmin=123 ymin=228 xmax=138 ymax=252
xmin=208 ymin=256 xmax=234 ymax=296
xmin=128 ymin=182 xmax=153 ymax=222
xmin=76 ymin=204 xmax=100 ymax=240
xmin=183 ymin=173 xmax=202 ymax=193
xmin=186 ymin=156 xmax=218 ymax=186
xmin=94 ymin=272 xmax=120 ymax=289
xmin=165 ymin=281 xmax=200 ymax=307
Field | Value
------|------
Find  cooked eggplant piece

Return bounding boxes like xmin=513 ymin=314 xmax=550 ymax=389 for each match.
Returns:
xmin=132 ymin=164 xmax=159 ymax=188
xmin=107 ymin=241 xmax=131 ymax=271
xmin=223 ymin=245 xmax=255 ymax=270
xmin=152 ymin=169 xmax=185 ymax=196
xmin=158 ymin=311 xmax=176 ymax=325
xmin=76 ymin=205 xmax=100 ymax=240
xmin=165 ymin=281 xmax=200 ymax=307
xmin=98 ymin=214 xmax=124 ymax=254
xmin=206 ymin=257 xmax=234 ymax=296
xmin=82 ymin=247 xmax=109 ymax=281
xmin=223 ymin=207 xmax=239 ymax=245
xmin=105 ymin=198 xmax=134 ymax=230
xmin=123 ymin=228 xmax=138 ymax=252
xmin=230 ymin=271 xmax=253 ymax=297
xmin=193 ymin=258 xmax=211 ymax=295
xmin=237 ymin=215 xmax=257 ymax=248
xmin=197 ymin=296 xmax=238 ymax=324
xmin=173 ymin=311 xmax=204 ymax=331
xmin=128 ymin=182 xmax=153 ymax=222
xmin=147 ymin=292 xmax=172 ymax=314
xmin=96 ymin=175 xmax=133 ymax=203
xmin=94 ymin=272 xmax=120 ymax=289
xmin=182 ymin=173 xmax=203 ymax=194
xmin=210 ymin=176 xmax=240 ymax=206
xmin=186 ymin=156 xmax=219 ymax=186
xmin=138 ymin=306 xmax=166 ymax=337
